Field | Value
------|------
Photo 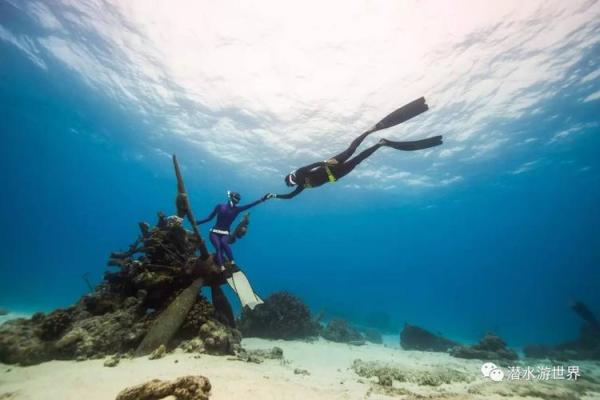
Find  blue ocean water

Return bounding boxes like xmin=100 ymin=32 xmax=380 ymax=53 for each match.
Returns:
xmin=1 ymin=1 xmax=599 ymax=349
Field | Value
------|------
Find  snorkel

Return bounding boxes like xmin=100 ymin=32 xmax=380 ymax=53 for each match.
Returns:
xmin=227 ymin=190 xmax=241 ymax=207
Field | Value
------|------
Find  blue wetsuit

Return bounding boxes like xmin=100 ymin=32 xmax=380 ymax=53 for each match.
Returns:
xmin=197 ymin=199 xmax=264 ymax=266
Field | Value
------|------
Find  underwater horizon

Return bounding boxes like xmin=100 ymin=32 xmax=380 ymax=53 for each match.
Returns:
xmin=1 ymin=0 xmax=600 ymax=352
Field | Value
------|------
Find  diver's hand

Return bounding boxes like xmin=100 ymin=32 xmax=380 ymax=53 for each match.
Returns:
xmin=262 ymin=193 xmax=276 ymax=201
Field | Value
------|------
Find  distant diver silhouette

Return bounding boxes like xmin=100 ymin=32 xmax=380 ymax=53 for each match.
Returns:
xmin=269 ymin=97 xmax=443 ymax=200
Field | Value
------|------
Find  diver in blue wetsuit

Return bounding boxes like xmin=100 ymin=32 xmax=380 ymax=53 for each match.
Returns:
xmin=197 ymin=191 xmax=270 ymax=270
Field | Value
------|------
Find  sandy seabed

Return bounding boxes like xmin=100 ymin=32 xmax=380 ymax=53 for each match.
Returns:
xmin=1 ymin=337 xmax=599 ymax=400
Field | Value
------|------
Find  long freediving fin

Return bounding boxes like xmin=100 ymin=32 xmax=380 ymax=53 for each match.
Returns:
xmin=382 ymin=135 xmax=443 ymax=151
xmin=372 ymin=97 xmax=429 ymax=132
xmin=226 ymin=270 xmax=264 ymax=310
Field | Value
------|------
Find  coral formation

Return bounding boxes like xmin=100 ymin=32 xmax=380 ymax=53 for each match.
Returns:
xmin=115 ymin=375 xmax=211 ymax=400
xmin=179 ymin=300 xmax=216 ymax=338
xmin=236 ymin=346 xmax=284 ymax=363
xmin=322 ymin=319 xmax=364 ymax=344
xmin=400 ymin=323 xmax=458 ymax=352
xmin=450 ymin=333 xmax=518 ymax=361
xmin=149 ymin=344 xmax=167 ymax=360
xmin=103 ymin=354 xmax=120 ymax=367
xmin=352 ymin=359 xmax=472 ymax=387
xmin=36 ymin=309 xmax=73 ymax=341
xmin=0 ymin=214 xmax=239 ymax=365
xmin=197 ymin=320 xmax=241 ymax=355
xmin=237 ymin=292 xmax=319 ymax=339
xmin=294 ymin=368 xmax=310 ymax=376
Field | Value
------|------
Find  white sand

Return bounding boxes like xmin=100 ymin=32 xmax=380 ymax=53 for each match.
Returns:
xmin=0 ymin=313 xmax=32 ymax=326
xmin=1 ymin=338 xmax=599 ymax=399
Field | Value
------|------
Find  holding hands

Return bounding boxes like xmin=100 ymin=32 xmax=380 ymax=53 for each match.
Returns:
xmin=262 ymin=193 xmax=277 ymax=201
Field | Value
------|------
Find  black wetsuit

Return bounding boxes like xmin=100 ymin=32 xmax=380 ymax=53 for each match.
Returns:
xmin=276 ymin=132 xmax=442 ymax=199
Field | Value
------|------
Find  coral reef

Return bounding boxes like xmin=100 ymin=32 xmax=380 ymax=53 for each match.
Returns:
xmin=197 ymin=320 xmax=241 ymax=355
xmin=149 ymin=344 xmax=167 ymax=360
xmin=36 ymin=309 xmax=73 ymax=341
xmin=237 ymin=292 xmax=319 ymax=339
xmin=103 ymin=354 xmax=120 ymax=367
xmin=179 ymin=299 xmax=216 ymax=338
xmin=524 ymin=301 xmax=600 ymax=361
xmin=294 ymin=368 xmax=310 ymax=376
xmin=322 ymin=319 xmax=364 ymax=344
xmin=0 ymin=214 xmax=238 ymax=365
xmin=115 ymin=375 xmax=211 ymax=400
xmin=352 ymin=359 xmax=472 ymax=387
xmin=400 ymin=323 xmax=458 ymax=352
xmin=450 ymin=333 xmax=518 ymax=361
xmin=236 ymin=346 xmax=284 ymax=363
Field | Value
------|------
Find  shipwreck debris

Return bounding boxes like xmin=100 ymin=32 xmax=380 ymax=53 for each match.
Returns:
xmin=135 ymin=155 xmax=224 ymax=356
xmin=0 ymin=154 xmax=244 ymax=365
xmin=524 ymin=300 xmax=600 ymax=360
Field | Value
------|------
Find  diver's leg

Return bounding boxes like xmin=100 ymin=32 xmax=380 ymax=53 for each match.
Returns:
xmin=221 ymin=235 xmax=235 ymax=264
xmin=380 ymin=135 xmax=443 ymax=151
xmin=335 ymin=142 xmax=384 ymax=179
xmin=329 ymin=129 xmax=377 ymax=164
xmin=209 ymin=232 xmax=224 ymax=266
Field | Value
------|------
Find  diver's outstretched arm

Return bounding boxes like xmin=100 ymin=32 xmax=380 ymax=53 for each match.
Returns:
xmin=275 ymin=186 xmax=304 ymax=200
xmin=237 ymin=198 xmax=266 ymax=212
xmin=196 ymin=205 xmax=218 ymax=224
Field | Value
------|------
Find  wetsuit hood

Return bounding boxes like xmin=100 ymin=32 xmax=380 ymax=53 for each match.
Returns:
xmin=285 ymin=171 xmax=297 ymax=187
xmin=227 ymin=191 xmax=241 ymax=206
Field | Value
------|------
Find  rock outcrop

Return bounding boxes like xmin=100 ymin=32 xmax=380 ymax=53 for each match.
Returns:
xmin=322 ymin=319 xmax=364 ymax=344
xmin=450 ymin=333 xmax=518 ymax=361
xmin=400 ymin=323 xmax=458 ymax=352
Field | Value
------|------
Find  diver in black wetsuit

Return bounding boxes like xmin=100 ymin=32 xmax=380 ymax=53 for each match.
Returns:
xmin=270 ymin=97 xmax=443 ymax=200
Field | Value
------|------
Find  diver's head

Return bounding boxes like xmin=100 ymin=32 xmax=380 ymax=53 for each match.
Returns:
xmin=285 ymin=171 xmax=297 ymax=187
xmin=227 ymin=191 xmax=241 ymax=206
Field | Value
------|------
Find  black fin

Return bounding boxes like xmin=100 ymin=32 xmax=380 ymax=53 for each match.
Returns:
xmin=382 ymin=135 xmax=443 ymax=151
xmin=374 ymin=97 xmax=429 ymax=131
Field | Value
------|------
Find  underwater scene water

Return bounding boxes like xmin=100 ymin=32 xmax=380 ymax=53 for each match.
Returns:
xmin=1 ymin=2 xmax=600 ymax=398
